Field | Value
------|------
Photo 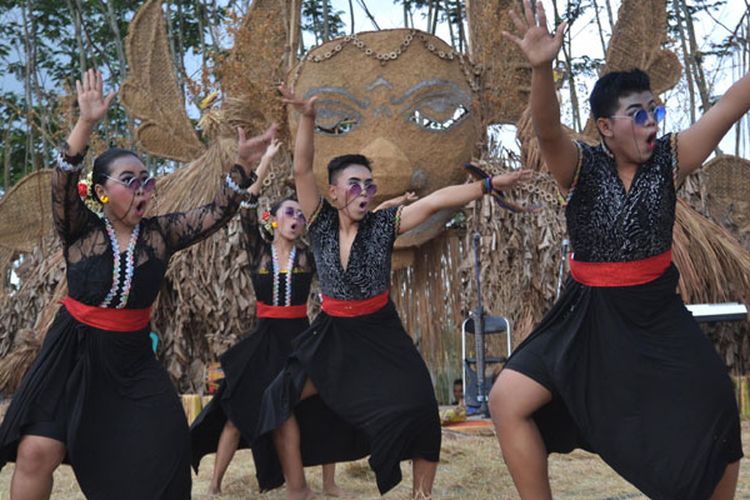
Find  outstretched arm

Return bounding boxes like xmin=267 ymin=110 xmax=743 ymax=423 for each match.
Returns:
xmin=239 ymin=139 xmax=280 ymax=261
xmin=504 ymin=0 xmax=577 ymax=191
xmin=52 ymin=69 xmax=116 ymax=243
xmin=279 ymin=84 xmax=320 ymax=219
xmin=676 ymin=72 xmax=750 ymax=184
xmin=398 ymin=170 xmax=532 ymax=234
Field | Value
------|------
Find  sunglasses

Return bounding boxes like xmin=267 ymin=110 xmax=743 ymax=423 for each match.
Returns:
xmin=281 ymin=206 xmax=306 ymax=223
xmin=106 ymin=175 xmax=156 ymax=193
xmin=346 ymin=181 xmax=377 ymax=199
xmin=610 ymin=105 xmax=666 ymax=127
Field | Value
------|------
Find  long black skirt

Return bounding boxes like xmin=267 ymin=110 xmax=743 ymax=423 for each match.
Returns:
xmin=0 ymin=306 xmax=190 ymax=499
xmin=190 ymin=316 xmax=308 ymax=490
xmin=255 ymin=301 xmax=441 ymax=495
xmin=504 ymin=264 xmax=742 ymax=499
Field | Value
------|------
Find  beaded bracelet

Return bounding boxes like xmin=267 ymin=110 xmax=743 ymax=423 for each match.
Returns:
xmin=240 ymin=194 xmax=259 ymax=209
xmin=55 ymin=149 xmax=84 ymax=172
xmin=225 ymin=173 xmax=246 ymax=194
xmin=482 ymin=177 xmax=492 ymax=194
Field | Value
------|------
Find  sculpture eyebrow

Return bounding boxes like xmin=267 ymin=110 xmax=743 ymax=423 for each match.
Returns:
xmin=303 ymin=87 xmax=370 ymax=109
xmin=389 ymin=79 xmax=471 ymax=106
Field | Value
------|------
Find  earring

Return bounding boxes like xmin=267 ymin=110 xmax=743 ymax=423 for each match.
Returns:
xmin=100 ymin=195 xmax=110 ymax=204
xmin=271 ymin=221 xmax=278 ymax=229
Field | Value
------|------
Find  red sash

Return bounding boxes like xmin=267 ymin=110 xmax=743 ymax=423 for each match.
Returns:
xmin=569 ymin=249 xmax=672 ymax=287
xmin=61 ymin=295 xmax=151 ymax=332
xmin=321 ymin=291 xmax=389 ymax=318
xmin=256 ymin=302 xmax=308 ymax=319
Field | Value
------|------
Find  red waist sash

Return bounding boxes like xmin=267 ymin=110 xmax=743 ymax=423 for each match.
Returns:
xmin=321 ymin=291 xmax=389 ymax=318
xmin=256 ymin=301 xmax=308 ymax=319
xmin=61 ymin=295 xmax=151 ymax=332
xmin=569 ymin=249 xmax=672 ymax=287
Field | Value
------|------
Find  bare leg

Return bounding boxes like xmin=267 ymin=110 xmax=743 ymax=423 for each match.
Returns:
xmin=273 ymin=378 xmax=318 ymax=500
xmin=710 ymin=460 xmax=740 ymax=500
xmin=488 ymin=369 xmax=553 ymax=500
xmin=321 ymin=463 xmax=344 ymax=496
xmin=412 ymin=458 xmax=438 ymax=499
xmin=11 ymin=435 xmax=65 ymax=500
xmin=208 ymin=420 xmax=242 ymax=496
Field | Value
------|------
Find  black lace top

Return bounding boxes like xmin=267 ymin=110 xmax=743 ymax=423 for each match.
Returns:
xmin=565 ymin=133 xmax=678 ymax=263
xmin=307 ymin=200 xmax=401 ymax=300
xmin=53 ymin=155 xmax=255 ymax=309
xmin=238 ymin=204 xmax=314 ymax=306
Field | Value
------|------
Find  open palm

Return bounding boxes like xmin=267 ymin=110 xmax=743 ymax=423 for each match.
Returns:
xmin=504 ymin=0 xmax=567 ymax=68
xmin=75 ymin=69 xmax=116 ymax=124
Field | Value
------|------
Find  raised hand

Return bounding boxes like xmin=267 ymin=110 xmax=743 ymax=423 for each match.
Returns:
xmin=491 ymin=169 xmax=534 ymax=190
xmin=503 ymin=0 xmax=567 ymax=68
xmin=278 ymin=83 xmax=318 ymax=117
xmin=262 ymin=138 xmax=282 ymax=160
xmin=75 ymin=69 xmax=116 ymax=125
xmin=237 ymin=124 xmax=278 ymax=170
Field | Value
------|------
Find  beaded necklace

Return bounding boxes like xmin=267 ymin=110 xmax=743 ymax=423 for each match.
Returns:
xmin=100 ymin=216 xmax=140 ymax=309
xmin=271 ymin=243 xmax=296 ymax=306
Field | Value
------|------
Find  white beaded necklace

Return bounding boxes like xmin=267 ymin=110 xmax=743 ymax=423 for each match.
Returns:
xmin=100 ymin=215 xmax=140 ymax=309
xmin=271 ymin=243 xmax=296 ymax=306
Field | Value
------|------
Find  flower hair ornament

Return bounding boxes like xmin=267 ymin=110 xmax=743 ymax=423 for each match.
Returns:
xmin=260 ymin=209 xmax=278 ymax=240
xmin=77 ymin=171 xmax=104 ymax=213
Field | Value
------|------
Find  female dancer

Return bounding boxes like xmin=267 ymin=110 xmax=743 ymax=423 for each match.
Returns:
xmin=490 ymin=2 xmax=748 ymax=498
xmin=254 ymin=85 xmax=531 ymax=500
xmin=190 ymin=139 xmax=343 ymax=497
xmin=0 ymin=69 xmax=276 ymax=499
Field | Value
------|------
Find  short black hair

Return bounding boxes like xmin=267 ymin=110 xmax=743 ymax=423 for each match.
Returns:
xmin=327 ymin=154 xmax=372 ymax=184
xmin=453 ymin=378 xmax=462 ymax=386
xmin=589 ymin=68 xmax=651 ymax=119
xmin=92 ymin=148 xmax=140 ymax=203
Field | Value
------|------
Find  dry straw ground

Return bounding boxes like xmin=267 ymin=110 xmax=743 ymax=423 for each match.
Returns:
xmin=2 ymin=421 xmax=750 ymax=499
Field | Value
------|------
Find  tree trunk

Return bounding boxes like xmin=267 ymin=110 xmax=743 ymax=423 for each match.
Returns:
xmin=20 ymin=0 xmax=35 ymax=174
xmin=455 ymin=0 xmax=466 ymax=53
xmin=591 ymin=0 xmax=608 ymax=59
xmin=673 ymin=0 xmax=696 ymax=123
xmin=100 ymin=0 xmax=134 ymax=145
xmin=3 ymin=125 xmax=11 ymax=191
xmin=322 ymin=0 xmax=330 ymax=42
xmin=348 ymin=0 xmax=355 ymax=34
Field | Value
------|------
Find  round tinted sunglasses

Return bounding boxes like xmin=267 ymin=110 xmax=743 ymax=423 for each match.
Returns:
xmin=281 ymin=206 xmax=306 ymax=223
xmin=106 ymin=175 xmax=156 ymax=193
xmin=610 ymin=105 xmax=666 ymax=127
xmin=347 ymin=182 xmax=377 ymax=199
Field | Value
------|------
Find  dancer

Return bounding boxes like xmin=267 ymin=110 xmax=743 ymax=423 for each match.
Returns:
xmin=490 ymin=2 xmax=748 ymax=498
xmin=190 ymin=139 xmax=344 ymax=497
xmin=0 ymin=69 xmax=276 ymax=500
xmin=254 ymin=85 xmax=531 ymax=500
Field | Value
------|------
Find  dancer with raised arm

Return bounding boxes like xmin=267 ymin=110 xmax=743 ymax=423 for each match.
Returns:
xmin=0 ymin=69 xmax=276 ymax=500
xmin=490 ymin=1 xmax=748 ymax=498
xmin=254 ymin=85 xmax=531 ymax=500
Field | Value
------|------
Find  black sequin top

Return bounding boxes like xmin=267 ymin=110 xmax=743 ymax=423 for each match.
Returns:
xmin=238 ymin=203 xmax=314 ymax=306
xmin=307 ymin=199 xmax=401 ymax=300
xmin=566 ymin=133 xmax=678 ymax=263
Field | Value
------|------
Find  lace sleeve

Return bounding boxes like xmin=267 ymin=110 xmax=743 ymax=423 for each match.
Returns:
xmin=51 ymin=146 xmax=90 ymax=244
xmin=156 ymin=164 xmax=257 ymax=254
xmin=238 ymin=194 xmax=264 ymax=267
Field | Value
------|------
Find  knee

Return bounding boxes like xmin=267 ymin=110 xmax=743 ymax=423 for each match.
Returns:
xmin=16 ymin=438 xmax=64 ymax=476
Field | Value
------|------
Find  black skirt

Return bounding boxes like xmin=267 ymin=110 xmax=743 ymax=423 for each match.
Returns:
xmin=0 ymin=306 xmax=190 ymax=499
xmin=504 ymin=264 xmax=743 ymax=499
xmin=255 ymin=301 xmax=441 ymax=495
xmin=190 ymin=316 xmax=308 ymax=490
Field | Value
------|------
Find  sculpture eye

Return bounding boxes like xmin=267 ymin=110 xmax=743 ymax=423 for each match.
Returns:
xmin=314 ymin=102 xmax=361 ymax=136
xmin=408 ymin=104 xmax=469 ymax=131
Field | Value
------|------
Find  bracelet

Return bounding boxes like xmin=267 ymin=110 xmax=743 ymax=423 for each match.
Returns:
xmin=482 ymin=177 xmax=492 ymax=194
xmin=225 ymin=173 xmax=245 ymax=194
xmin=55 ymin=149 xmax=84 ymax=172
xmin=240 ymin=194 xmax=259 ymax=209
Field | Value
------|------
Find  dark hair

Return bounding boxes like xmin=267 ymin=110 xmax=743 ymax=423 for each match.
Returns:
xmin=327 ymin=154 xmax=372 ymax=184
xmin=260 ymin=196 xmax=299 ymax=241
xmin=91 ymin=148 xmax=139 ymax=202
xmin=453 ymin=378 xmax=462 ymax=386
xmin=589 ymin=69 xmax=651 ymax=119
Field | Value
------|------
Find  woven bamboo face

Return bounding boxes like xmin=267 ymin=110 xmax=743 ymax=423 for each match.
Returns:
xmin=289 ymin=29 xmax=479 ymax=203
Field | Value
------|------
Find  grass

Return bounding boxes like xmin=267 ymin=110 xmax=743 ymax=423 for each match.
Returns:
xmin=2 ymin=421 xmax=750 ymax=499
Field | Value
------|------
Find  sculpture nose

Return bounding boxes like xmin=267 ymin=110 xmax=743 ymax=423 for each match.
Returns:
xmin=360 ymin=137 xmax=413 ymax=201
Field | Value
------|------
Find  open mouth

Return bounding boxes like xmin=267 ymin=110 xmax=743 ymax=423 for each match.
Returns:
xmin=134 ymin=200 xmax=147 ymax=216
xmin=646 ymin=132 xmax=657 ymax=150
xmin=290 ymin=222 xmax=298 ymax=232
xmin=358 ymin=200 xmax=368 ymax=210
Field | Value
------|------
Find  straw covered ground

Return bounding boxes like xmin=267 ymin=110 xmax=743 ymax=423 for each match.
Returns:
xmin=3 ymin=421 xmax=750 ymax=499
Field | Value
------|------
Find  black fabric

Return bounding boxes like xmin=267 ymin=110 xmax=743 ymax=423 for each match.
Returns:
xmin=505 ymin=265 xmax=743 ymax=499
xmin=190 ymin=205 xmax=316 ymax=491
xmin=566 ymin=134 xmax=676 ymax=262
xmin=255 ymin=302 xmax=441 ymax=495
xmin=0 ymin=161 xmax=249 ymax=499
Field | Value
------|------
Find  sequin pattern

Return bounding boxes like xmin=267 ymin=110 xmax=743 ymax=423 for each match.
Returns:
xmin=308 ymin=200 xmax=400 ymax=300
xmin=566 ymin=133 xmax=677 ymax=262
